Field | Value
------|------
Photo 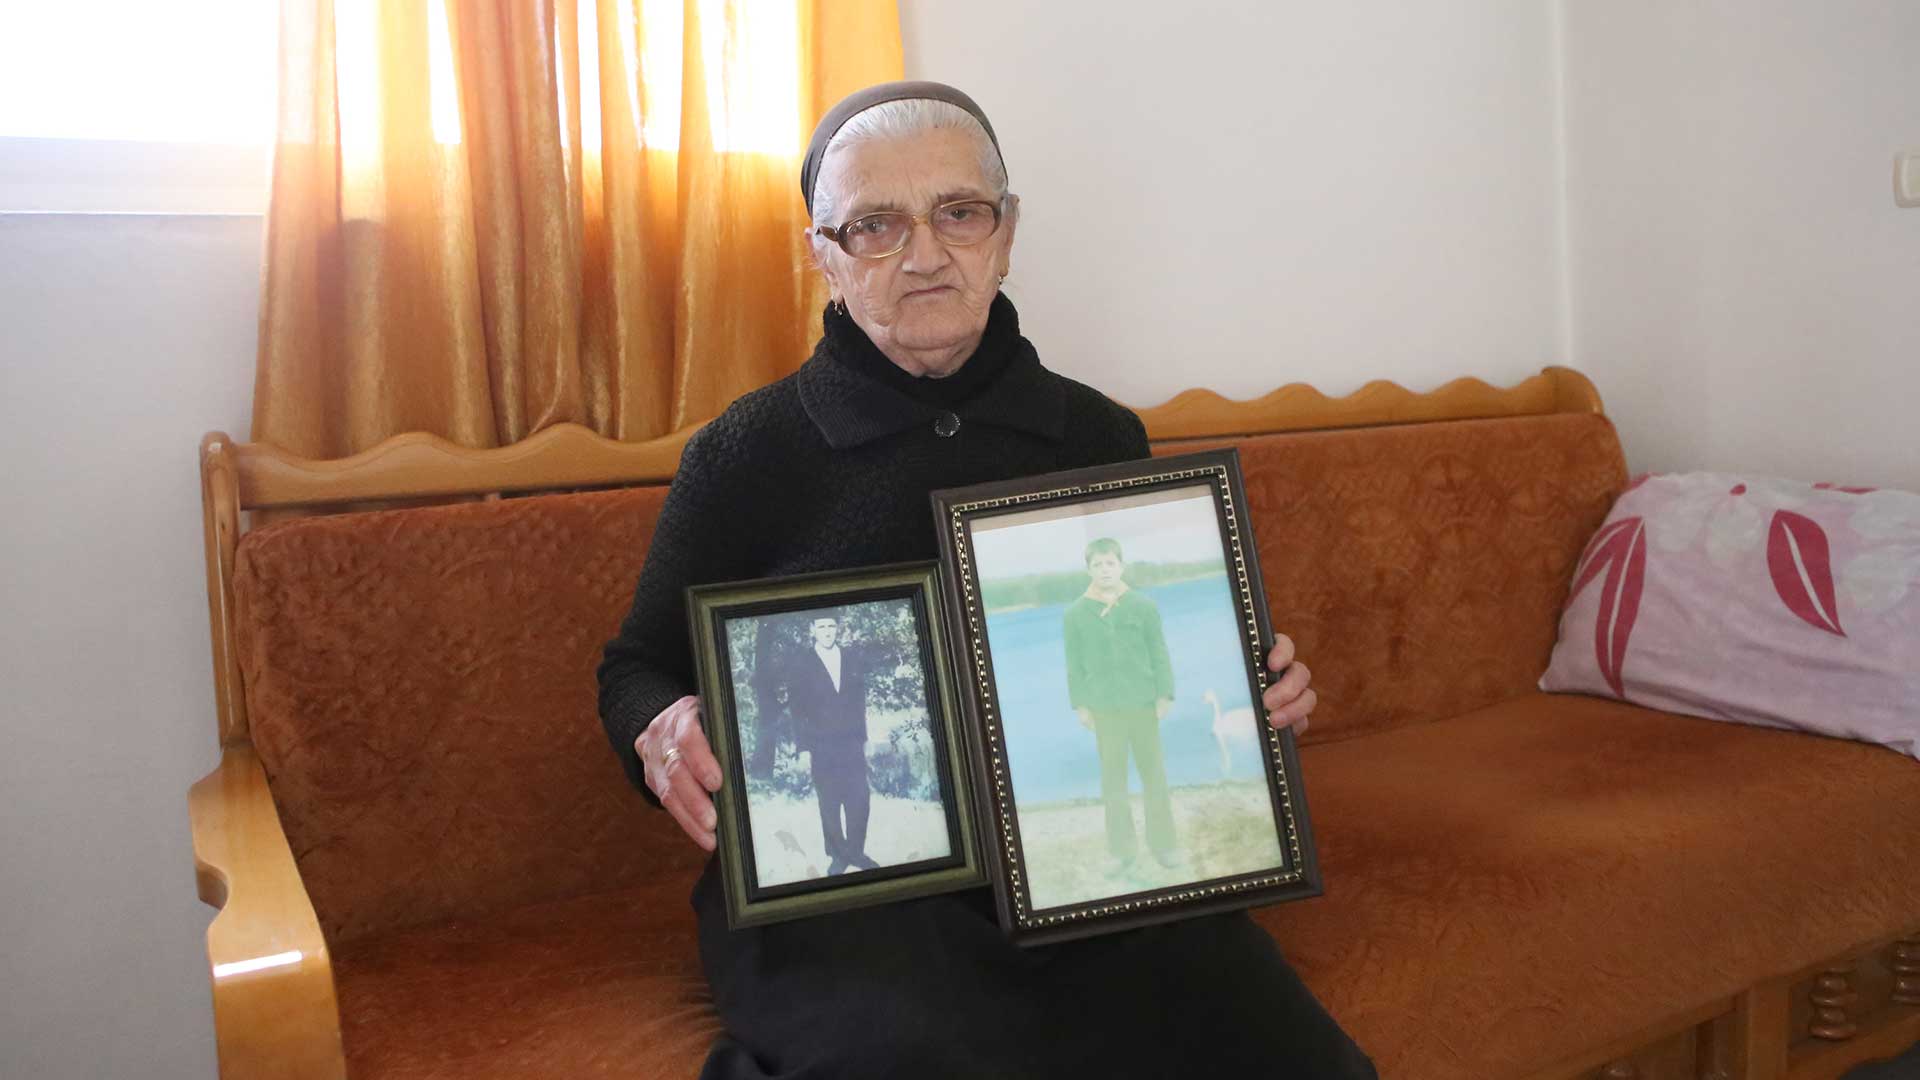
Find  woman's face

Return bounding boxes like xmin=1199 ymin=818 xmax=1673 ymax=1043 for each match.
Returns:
xmin=811 ymin=127 xmax=1016 ymax=375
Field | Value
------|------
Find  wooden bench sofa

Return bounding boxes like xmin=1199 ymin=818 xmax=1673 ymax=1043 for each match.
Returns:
xmin=189 ymin=367 xmax=1920 ymax=1079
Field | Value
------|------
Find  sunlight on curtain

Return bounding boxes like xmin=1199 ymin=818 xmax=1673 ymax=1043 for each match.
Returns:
xmin=427 ymin=1 xmax=462 ymax=144
xmin=698 ymin=0 xmax=800 ymax=153
xmin=253 ymin=0 xmax=901 ymax=458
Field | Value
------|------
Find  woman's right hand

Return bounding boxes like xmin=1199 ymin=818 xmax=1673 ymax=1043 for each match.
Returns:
xmin=636 ymin=695 xmax=723 ymax=851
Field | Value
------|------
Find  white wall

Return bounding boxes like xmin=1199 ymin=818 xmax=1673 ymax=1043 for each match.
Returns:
xmin=0 ymin=214 xmax=256 ymax=1079
xmin=1562 ymin=0 xmax=1920 ymax=489
xmin=901 ymin=0 xmax=1569 ymax=408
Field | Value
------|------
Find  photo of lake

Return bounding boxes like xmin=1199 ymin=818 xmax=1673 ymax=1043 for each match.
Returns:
xmin=968 ymin=485 xmax=1288 ymax=910
xmin=985 ymin=576 xmax=1266 ymax=801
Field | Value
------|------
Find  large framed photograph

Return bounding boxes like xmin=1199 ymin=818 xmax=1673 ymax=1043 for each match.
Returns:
xmin=686 ymin=562 xmax=986 ymax=928
xmin=932 ymin=449 xmax=1320 ymax=945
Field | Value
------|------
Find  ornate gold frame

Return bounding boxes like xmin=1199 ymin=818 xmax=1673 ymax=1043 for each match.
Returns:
xmin=933 ymin=450 xmax=1318 ymax=945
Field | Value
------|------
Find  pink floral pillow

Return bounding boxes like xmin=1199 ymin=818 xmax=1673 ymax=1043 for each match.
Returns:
xmin=1540 ymin=472 xmax=1920 ymax=759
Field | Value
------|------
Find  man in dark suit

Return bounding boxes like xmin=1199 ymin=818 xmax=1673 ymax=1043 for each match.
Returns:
xmin=787 ymin=613 xmax=880 ymax=875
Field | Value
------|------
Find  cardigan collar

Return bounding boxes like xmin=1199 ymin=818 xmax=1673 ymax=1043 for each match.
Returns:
xmin=796 ymin=293 xmax=1067 ymax=450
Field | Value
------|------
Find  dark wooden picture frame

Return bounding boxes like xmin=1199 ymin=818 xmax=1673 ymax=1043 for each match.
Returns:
xmin=931 ymin=448 xmax=1320 ymax=946
xmin=686 ymin=562 xmax=987 ymax=929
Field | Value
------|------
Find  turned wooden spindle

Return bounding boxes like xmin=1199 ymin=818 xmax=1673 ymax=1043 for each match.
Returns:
xmin=1598 ymin=1061 xmax=1637 ymax=1080
xmin=1808 ymin=963 xmax=1859 ymax=1040
xmin=1894 ymin=939 xmax=1920 ymax=1007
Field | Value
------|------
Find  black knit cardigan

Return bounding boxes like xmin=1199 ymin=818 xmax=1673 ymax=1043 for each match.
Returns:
xmin=595 ymin=294 xmax=1151 ymax=800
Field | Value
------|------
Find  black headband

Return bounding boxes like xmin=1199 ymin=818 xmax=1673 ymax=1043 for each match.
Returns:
xmin=800 ymin=80 xmax=1002 ymax=217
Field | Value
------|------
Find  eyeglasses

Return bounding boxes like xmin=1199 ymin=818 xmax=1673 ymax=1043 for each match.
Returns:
xmin=814 ymin=197 xmax=1007 ymax=260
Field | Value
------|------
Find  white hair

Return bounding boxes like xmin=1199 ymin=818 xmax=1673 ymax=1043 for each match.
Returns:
xmin=810 ymin=98 xmax=1010 ymax=227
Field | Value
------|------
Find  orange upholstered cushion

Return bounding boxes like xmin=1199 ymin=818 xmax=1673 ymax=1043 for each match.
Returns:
xmin=1262 ymin=692 xmax=1920 ymax=1079
xmin=1166 ymin=411 xmax=1629 ymax=745
xmin=327 ymin=692 xmax=1920 ymax=1080
xmin=233 ymin=486 xmax=708 ymax=944
xmin=331 ymin=882 xmax=715 ymax=1079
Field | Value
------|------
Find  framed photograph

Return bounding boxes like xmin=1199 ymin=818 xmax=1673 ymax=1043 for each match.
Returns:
xmin=686 ymin=562 xmax=986 ymax=928
xmin=932 ymin=449 xmax=1320 ymax=946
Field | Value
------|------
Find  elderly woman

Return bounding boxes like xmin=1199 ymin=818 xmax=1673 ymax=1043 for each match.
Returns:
xmin=598 ymin=82 xmax=1375 ymax=1079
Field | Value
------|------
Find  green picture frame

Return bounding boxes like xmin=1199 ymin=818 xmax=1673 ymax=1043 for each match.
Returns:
xmin=686 ymin=561 xmax=988 ymax=929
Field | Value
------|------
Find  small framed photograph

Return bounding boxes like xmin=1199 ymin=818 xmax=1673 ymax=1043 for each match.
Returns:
xmin=686 ymin=562 xmax=986 ymax=928
xmin=932 ymin=449 xmax=1320 ymax=946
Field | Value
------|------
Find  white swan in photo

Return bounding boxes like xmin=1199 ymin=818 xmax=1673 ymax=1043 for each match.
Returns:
xmin=1202 ymin=688 xmax=1261 ymax=780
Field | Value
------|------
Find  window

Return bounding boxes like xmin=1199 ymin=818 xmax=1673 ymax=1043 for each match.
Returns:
xmin=0 ymin=0 xmax=804 ymax=214
xmin=0 ymin=1 xmax=277 ymax=212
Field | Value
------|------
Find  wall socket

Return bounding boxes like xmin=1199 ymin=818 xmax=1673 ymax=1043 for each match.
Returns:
xmin=1899 ymin=150 xmax=1920 ymax=208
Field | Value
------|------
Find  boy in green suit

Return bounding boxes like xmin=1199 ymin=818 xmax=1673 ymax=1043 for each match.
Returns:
xmin=1063 ymin=538 xmax=1181 ymax=874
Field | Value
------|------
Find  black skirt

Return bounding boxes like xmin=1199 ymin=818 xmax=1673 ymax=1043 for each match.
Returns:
xmin=692 ymin=862 xmax=1377 ymax=1080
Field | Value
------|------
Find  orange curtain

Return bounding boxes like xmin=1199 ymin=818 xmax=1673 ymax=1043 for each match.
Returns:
xmin=253 ymin=0 xmax=902 ymax=458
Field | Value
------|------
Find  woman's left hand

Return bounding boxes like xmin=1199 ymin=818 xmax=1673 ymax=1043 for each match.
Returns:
xmin=1262 ymin=634 xmax=1315 ymax=735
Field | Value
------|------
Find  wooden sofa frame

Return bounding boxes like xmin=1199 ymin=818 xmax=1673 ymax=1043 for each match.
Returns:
xmin=190 ymin=365 xmax=1919 ymax=1080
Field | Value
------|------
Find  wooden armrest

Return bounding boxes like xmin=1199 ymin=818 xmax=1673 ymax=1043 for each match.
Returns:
xmin=189 ymin=746 xmax=347 ymax=1080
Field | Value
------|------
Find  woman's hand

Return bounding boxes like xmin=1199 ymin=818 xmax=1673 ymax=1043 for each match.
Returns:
xmin=636 ymin=695 xmax=723 ymax=851
xmin=1261 ymin=634 xmax=1316 ymax=736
